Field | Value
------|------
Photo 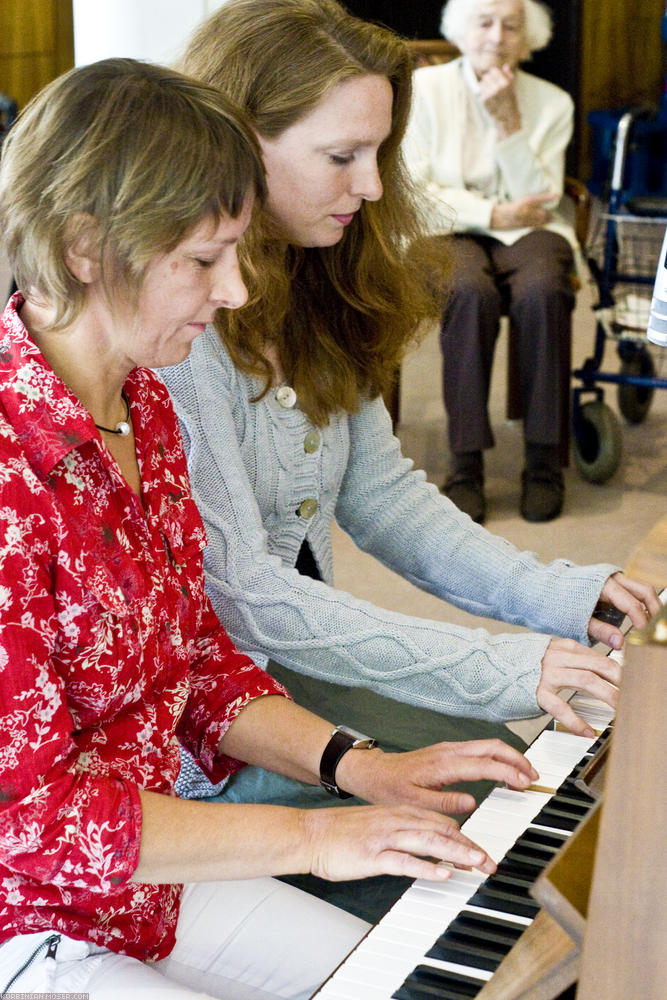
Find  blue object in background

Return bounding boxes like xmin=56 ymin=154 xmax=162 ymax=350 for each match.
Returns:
xmin=587 ymin=6 xmax=667 ymax=200
xmin=588 ymin=107 xmax=667 ymax=199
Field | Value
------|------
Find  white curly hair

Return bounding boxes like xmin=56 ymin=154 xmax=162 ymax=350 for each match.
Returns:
xmin=440 ymin=0 xmax=553 ymax=55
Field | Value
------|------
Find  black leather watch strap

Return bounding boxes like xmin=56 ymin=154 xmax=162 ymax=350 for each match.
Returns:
xmin=319 ymin=726 xmax=377 ymax=798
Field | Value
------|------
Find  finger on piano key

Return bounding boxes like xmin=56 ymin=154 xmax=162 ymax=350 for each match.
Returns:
xmin=560 ymin=691 xmax=616 ymax=734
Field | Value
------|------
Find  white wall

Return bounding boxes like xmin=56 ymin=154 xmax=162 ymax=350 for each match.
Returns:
xmin=72 ymin=0 xmax=228 ymax=68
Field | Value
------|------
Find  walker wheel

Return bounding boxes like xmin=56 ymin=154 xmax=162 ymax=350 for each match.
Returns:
xmin=617 ymin=347 xmax=655 ymax=424
xmin=573 ymin=400 xmax=623 ymax=483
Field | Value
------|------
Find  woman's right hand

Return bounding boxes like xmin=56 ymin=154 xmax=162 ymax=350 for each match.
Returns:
xmin=537 ymin=637 xmax=621 ymax=736
xmin=301 ymin=803 xmax=497 ymax=884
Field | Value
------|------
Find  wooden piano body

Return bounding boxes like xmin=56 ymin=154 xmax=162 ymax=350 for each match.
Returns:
xmin=313 ymin=517 xmax=667 ymax=999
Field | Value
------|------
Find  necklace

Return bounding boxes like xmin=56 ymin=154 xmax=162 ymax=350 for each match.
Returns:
xmin=95 ymin=391 xmax=131 ymax=436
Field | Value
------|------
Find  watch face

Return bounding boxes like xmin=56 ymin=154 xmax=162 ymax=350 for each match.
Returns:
xmin=335 ymin=726 xmax=376 ymax=748
xmin=337 ymin=726 xmax=373 ymax=744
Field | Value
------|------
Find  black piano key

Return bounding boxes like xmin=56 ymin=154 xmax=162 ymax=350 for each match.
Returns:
xmin=427 ymin=912 xmax=524 ymax=972
xmin=393 ymin=964 xmax=484 ymax=1000
xmin=531 ymin=803 xmax=587 ymax=832
xmin=507 ymin=839 xmax=558 ymax=862
xmin=590 ymin=727 xmax=613 ymax=749
xmin=446 ymin=911 xmax=525 ymax=948
xmin=558 ymin=778 xmax=598 ymax=804
xmin=506 ymin=842 xmax=560 ymax=866
xmin=425 ymin=938 xmax=503 ymax=973
xmin=469 ymin=879 xmax=541 ymax=918
xmin=550 ymin=791 xmax=593 ymax=813
xmin=495 ymin=855 xmax=546 ymax=881
xmin=521 ymin=825 xmax=569 ymax=851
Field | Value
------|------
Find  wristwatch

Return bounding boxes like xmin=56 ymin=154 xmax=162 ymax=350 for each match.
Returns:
xmin=319 ymin=725 xmax=377 ymax=798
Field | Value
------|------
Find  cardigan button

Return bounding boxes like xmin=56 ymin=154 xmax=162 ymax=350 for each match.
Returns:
xmin=275 ymin=385 xmax=297 ymax=409
xmin=303 ymin=430 xmax=321 ymax=454
xmin=297 ymin=498 xmax=318 ymax=519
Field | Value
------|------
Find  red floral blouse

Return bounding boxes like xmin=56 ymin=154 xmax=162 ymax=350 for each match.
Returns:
xmin=0 ymin=294 xmax=288 ymax=960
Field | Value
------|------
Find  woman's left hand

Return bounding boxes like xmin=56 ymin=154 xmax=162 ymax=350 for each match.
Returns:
xmin=336 ymin=738 xmax=538 ymax=816
xmin=588 ymin=572 xmax=661 ymax=648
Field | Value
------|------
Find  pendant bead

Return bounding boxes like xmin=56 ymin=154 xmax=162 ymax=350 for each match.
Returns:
xmin=94 ymin=391 xmax=132 ymax=436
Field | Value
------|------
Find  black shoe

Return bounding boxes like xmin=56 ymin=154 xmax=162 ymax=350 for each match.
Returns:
xmin=443 ymin=472 xmax=486 ymax=523
xmin=520 ymin=466 xmax=564 ymax=522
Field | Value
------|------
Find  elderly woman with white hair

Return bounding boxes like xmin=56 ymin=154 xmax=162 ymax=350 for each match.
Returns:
xmin=404 ymin=0 xmax=577 ymax=525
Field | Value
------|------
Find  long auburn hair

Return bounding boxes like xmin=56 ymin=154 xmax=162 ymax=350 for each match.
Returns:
xmin=181 ymin=0 xmax=447 ymax=425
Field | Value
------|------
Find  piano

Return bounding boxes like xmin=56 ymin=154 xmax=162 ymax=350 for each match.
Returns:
xmin=314 ymin=535 xmax=667 ymax=1000
xmin=312 ymin=691 xmax=615 ymax=1000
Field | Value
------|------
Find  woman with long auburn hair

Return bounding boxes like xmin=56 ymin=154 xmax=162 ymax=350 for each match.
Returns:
xmin=160 ymin=0 xmax=658 ymax=922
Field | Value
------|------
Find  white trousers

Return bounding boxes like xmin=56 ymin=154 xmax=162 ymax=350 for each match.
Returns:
xmin=0 ymin=878 xmax=369 ymax=1000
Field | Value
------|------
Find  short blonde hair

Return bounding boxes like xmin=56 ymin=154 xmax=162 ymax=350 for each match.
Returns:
xmin=0 ymin=58 xmax=265 ymax=329
xmin=441 ymin=0 xmax=553 ymax=54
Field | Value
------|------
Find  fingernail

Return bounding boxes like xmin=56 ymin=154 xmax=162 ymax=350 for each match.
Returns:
xmin=470 ymin=850 xmax=486 ymax=864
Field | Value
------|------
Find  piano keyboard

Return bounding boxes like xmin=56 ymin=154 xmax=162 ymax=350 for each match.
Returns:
xmin=314 ymin=690 xmax=616 ymax=1000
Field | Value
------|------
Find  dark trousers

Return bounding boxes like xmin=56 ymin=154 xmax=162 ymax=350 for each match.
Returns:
xmin=440 ymin=229 xmax=575 ymax=454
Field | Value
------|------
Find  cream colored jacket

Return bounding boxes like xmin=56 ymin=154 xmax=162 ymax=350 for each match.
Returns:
xmin=404 ymin=56 xmax=577 ymax=250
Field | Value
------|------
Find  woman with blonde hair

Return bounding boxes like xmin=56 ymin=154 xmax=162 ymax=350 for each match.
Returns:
xmin=160 ymin=0 xmax=657 ymax=920
xmin=0 ymin=56 xmax=542 ymax=1000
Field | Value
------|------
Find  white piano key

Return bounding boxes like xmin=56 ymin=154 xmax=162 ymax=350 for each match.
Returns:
xmin=379 ymin=907 xmax=462 ymax=939
xmin=465 ymin=816 xmax=523 ymax=853
xmin=463 ymin=805 xmax=543 ymax=836
xmin=317 ymin=982 xmax=391 ymax=1000
xmin=461 ymin=834 xmax=520 ymax=864
xmin=571 ymin=689 xmax=618 ymax=712
xmin=417 ymin=954 xmax=492 ymax=983
xmin=330 ymin=953 xmax=416 ymax=992
xmin=413 ymin=867 xmax=487 ymax=899
xmin=460 ymin=902 xmax=532 ymax=926
xmin=526 ymin=741 xmax=590 ymax=763
xmin=527 ymin=767 xmax=582 ymax=791
xmin=388 ymin=893 xmax=478 ymax=926
xmin=526 ymin=740 xmax=595 ymax=767
xmin=533 ymin=729 xmax=597 ymax=753
xmin=400 ymin=879 xmax=483 ymax=911
xmin=473 ymin=787 xmax=552 ymax=823
xmin=562 ymin=693 xmax=616 ymax=732
xmin=371 ymin=921 xmax=443 ymax=950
